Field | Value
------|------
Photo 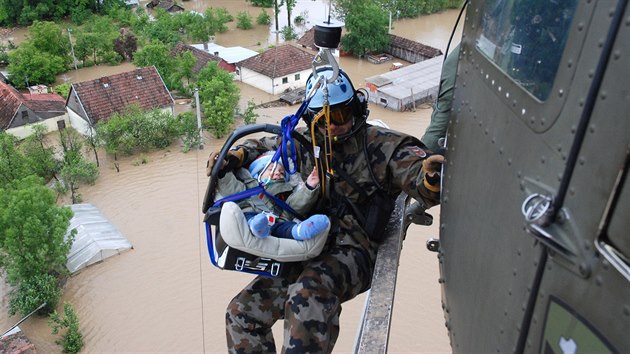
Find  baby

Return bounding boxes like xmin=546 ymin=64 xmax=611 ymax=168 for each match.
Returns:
xmin=217 ymin=152 xmax=330 ymax=241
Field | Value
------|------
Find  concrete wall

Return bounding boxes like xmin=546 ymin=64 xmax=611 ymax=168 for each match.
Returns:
xmin=6 ymin=114 xmax=69 ymax=140
xmin=67 ymin=108 xmax=92 ymax=136
xmin=239 ymin=68 xmax=312 ymax=95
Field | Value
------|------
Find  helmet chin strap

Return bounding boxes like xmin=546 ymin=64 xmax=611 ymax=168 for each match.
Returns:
xmin=332 ymin=115 xmax=368 ymax=143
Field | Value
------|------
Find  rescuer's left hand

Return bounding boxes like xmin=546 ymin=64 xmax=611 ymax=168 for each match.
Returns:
xmin=422 ymin=154 xmax=444 ymax=192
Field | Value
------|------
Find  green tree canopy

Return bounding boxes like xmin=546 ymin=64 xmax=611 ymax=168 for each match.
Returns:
xmin=7 ymin=21 xmax=71 ymax=88
xmin=95 ymin=105 xmax=183 ymax=156
xmin=236 ymin=11 xmax=253 ymax=30
xmin=247 ymin=0 xmax=273 ymax=7
xmin=339 ymin=0 xmax=390 ymax=57
xmin=197 ymin=62 xmax=240 ymax=138
xmin=0 ymin=175 xmax=74 ymax=315
xmin=20 ymin=124 xmax=59 ymax=181
xmin=0 ymin=132 xmax=31 ymax=186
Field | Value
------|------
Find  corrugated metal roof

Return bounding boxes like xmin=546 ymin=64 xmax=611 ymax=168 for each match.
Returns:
xmin=366 ymin=56 xmax=444 ymax=100
xmin=192 ymin=43 xmax=258 ymax=64
xmin=65 ymin=203 xmax=132 ymax=273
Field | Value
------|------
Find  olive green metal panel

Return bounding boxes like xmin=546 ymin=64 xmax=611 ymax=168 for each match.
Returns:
xmin=525 ymin=2 xmax=630 ymax=351
xmin=439 ymin=0 xmax=630 ymax=352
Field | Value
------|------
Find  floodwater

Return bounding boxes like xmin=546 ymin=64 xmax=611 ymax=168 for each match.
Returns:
xmin=1 ymin=3 xmax=462 ymax=353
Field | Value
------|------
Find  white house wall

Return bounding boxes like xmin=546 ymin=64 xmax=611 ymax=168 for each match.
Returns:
xmin=67 ymin=106 xmax=173 ymax=137
xmin=67 ymin=108 xmax=92 ymax=136
xmin=7 ymin=114 xmax=69 ymax=140
xmin=240 ymin=68 xmax=312 ymax=95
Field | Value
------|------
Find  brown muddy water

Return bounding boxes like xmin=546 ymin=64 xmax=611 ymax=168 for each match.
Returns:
xmin=1 ymin=3 xmax=462 ymax=353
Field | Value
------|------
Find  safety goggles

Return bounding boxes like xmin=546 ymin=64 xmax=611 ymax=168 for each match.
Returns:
xmin=309 ymin=104 xmax=354 ymax=126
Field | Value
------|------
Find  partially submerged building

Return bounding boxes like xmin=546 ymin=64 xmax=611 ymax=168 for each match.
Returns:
xmin=171 ymin=43 xmax=233 ymax=74
xmin=237 ymin=44 xmax=314 ymax=95
xmin=66 ymin=66 xmax=174 ymax=136
xmin=65 ymin=203 xmax=132 ymax=273
xmin=191 ymin=42 xmax=258 ymax=73
xmin=365 ymin=55 xmax=444 ymax=112
xmin=0 ymin=81 xmax=68 ymax=139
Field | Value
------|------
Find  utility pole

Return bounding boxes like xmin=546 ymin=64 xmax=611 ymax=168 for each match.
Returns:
xmin=68 ymin=28 xmax=78 ymax=71
xmin=194 ymin=88 xmax=204 ymax=150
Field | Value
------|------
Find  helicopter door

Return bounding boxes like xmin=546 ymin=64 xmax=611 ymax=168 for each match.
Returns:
xmin=520 ymin=1 xmax=630 ymax=351
xmin=439 ymin=0 xmax=630 ymax=352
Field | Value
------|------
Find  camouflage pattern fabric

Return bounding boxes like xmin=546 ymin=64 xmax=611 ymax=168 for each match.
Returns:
xmin=225 ymin=123 xmax=441 ymax=353
xmin=226 ymin=246 xmax=372 ymax=354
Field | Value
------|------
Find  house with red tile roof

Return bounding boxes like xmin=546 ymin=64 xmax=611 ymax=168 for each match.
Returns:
xmin=66 ymin=66 xmax=174 ymax=136
xmin=0 ymin=81 xmax=67 ymax=139
xmin=237 ymin=44 xmax=314 ymax=95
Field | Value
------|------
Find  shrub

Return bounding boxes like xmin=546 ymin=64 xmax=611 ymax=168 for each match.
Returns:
xmin=280 ymin=26 xmax=297 ymax=40
xmin=49 ymin=302 xmax=84 ymax=354
xmin=243 ymin=100 xmax=258 ymax=125
xmin=256 ymin=11 xmax=271 ymax=25
xmin=236 ymin=11 xmax=253 ymax=30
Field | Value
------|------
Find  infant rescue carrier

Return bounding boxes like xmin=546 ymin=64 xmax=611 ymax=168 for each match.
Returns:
xmin=202 ymin=23 xmax=355 ymax=277
xmin=202 ymin=120 xmax=328 ymax=277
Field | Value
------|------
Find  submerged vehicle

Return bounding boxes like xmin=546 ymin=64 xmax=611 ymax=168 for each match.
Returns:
xmin=437 ymin=0 xmax=630 ymax=352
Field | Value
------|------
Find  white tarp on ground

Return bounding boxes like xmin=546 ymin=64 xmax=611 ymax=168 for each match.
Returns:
xmin=65 ymin=203 xmax=132 ymax=273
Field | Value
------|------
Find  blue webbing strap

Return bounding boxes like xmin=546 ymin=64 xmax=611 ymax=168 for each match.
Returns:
xmin=278 ymin=99 xmax=311 ymax=175
xmin=205 ymin=97 xmax=312 ymax=276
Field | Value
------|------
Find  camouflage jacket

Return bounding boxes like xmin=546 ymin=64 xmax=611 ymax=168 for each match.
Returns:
xmin=239 ymin=124 xmax=440 ymax=256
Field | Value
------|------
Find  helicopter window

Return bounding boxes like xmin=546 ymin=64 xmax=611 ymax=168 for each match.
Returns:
xmin=475 ymin=0 xmax=578 ymax=101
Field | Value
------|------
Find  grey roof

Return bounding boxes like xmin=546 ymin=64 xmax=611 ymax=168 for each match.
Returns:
xmin=65 ymin=203 xmax=132 ymax=273
xmin=192 ymin=43 xmax=258 ymax=64
xmin=366 ymin=56 xmax=444 ymax=99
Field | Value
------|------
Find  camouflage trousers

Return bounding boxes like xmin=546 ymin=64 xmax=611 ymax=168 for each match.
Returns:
xmin=226 ymin=246 xmax=374 ymax=354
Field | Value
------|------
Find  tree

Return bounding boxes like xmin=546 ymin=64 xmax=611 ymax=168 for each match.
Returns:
xmin=133 ymin=41 xmax=174 ymax=87
xmin=49 ymin=303 xmax=84 ymax=354
xmin=76 ymin=16 xmax=119 ymax=65
xmin=243 ymin=100 xmax=259 ymax=125
xmin=26 ymin=21 xmax=70 ymax=59
xmin=53 ymin=83 xmax=72 ymax=98
xmin=0 ymin=176 xmax=74 ymax=315
xmin=339 ymin=1 xmax=390 ymax=57
xmin=280 ymin=25 xmax=297 ymax=40
xmin=272 ymin=0 xmax=283 ymax=31
xmin=113 ymin=31 xmax=138 ymax=61
xmin=58 ymin=128 xmax=99 ymax=203
xmin=176 ymin=112 xmax=202 ymax=152
xmin=8 ymin=45 xmax=67 ymax=88
xmin=95 ymin=105 xmax=185 ymax=158
xmin=20 ymin=124 xmax=59 ymax=181
xmin=144 ymin=9 xmax=184 ymax=45
xmin=285 ymin=0 xmax=295 ymax=30
xmin=236 ymin=11 xmax=253 ymax=30
xmin=7 ymin=21 xmax=70 ymax=88
xmin=0 ymin=132 xmax=30 ymax=186
xmin=197 ymin=62 xmax=240 ymax=138
xmin=256 ymin=10 xmax=271 ymax=25
xmin=247 ymin=0 xmax=273 ymax=7
xmin=168 ymin=50 xmax=196 ymax=95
